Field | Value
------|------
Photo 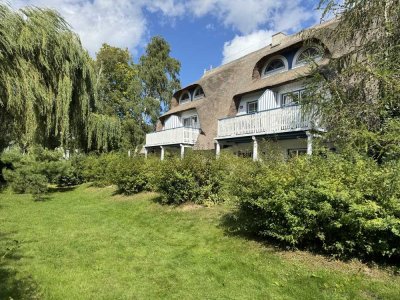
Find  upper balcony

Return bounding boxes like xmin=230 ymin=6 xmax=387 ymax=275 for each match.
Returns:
xmin=145 ymin=127 xmax=201 ymax=147
xmin=217 ymin=105 xmax=311 ymax=139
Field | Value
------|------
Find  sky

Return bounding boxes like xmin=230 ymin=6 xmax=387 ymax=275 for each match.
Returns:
xmin=10 ymin=0 xmax=324 ymax=87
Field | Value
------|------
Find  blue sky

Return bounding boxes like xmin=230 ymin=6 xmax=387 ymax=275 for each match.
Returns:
xmin=12 ymin=0 xmax=323 ymax=87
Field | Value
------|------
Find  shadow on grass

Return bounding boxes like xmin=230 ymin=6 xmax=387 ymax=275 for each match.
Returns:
xmin=47 ymin=186 xmax=77 ymax=194
xmin=218 ymin=210 xmax=400 ymax=270
xmin=0 ymin=233 xmax=41 ymax=299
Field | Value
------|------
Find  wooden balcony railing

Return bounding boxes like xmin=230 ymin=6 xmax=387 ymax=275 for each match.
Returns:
xmin=145 ymin=127 xmax=200 ymax=147
xmin=217 ymin=105 xmax=311 ymax=139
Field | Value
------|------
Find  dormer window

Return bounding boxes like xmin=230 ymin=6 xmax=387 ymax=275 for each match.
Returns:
xmin=179 ymin=91 xmax=191 ymax=104
xmin=193 ymin=87 xmax=205 ymax=100
xmin=262 ymin=55 xmax=288 ymax=77
xmin=294 ymin=46 xmax=323 ymax=67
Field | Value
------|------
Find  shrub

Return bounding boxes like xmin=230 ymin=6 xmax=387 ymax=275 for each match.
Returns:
xmin=111 ymin=155 xmax=165 ymax=195
xmin=229 ymin=151 xmax=400 ymax=261
xmin=156 ymin=151 xmax=231 ymax=205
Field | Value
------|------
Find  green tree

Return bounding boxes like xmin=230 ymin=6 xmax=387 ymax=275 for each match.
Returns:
xmin=303 ymin=0 xmax=400 ymax=162
xmin=0 ymin=5 xmax=120 ymax=152
xmin=139 ymin=36 xmax=181 ymax=124
xmin=95 ymin=44 xmax=154 ymax=150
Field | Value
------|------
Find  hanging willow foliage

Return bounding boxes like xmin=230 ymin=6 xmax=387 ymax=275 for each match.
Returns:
xmin=88 ymin=113 xmax=122 ymax=152
xmin=0 ymin=4 xmax=121 ymax=151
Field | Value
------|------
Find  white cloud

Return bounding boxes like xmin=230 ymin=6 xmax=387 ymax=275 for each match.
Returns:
xmin=9 ymin=0 xmax=321 ymax=64
xmin=10 ymin=0 xmax=187 ymax=56
xmin=222 ymin=29 xmax=274 ymax=64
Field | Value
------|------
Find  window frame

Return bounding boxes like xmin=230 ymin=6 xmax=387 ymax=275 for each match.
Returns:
xmin=262 ymin=55 xmax=289 ymax=78
xmin=288 ymin=148 xmax=307 ymax=158
xmin=246 ymin=100 xmax=258 ymax=114
xmin=193 ymin=87 xmax=205 ymax=100
xmin=179 ymin=91 xmax=191 ymax=104
xmin=182 ymin=115 xmax=199 ymax=128
xmin=293 ymin=46 xmax=323 ymax=68
xmin=280 ymin=89 xmax=306 ymax=107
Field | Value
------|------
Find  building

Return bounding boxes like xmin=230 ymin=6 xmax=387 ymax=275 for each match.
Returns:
xmin=144 ymin=20 xmax=339 ymax=160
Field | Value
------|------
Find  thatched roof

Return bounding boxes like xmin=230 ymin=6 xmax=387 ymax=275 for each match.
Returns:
xmin=156 ymin=18 xmax=341 ymax=150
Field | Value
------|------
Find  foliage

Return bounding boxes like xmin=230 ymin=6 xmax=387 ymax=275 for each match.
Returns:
xmin=2 ymin=185 xmax=399 ymax=299
xmin=156 ymin=152 xmax=229 ymax=205
xmin=95 ymin=44 xmax=153 ymax=151
xmin=113 ymin=157 xmax=161 ymax=195
xmin=303 ymin=0 xmax=400 ymax=162
xmin=0 ymin=146 xmax=83 ymax=199
xmin=228 ymin=150 xmax=400 ymax=261
xmin=0 ymin=5 xmax=118 ymax=152
xmin=139 ymin=36 xmax=181 ymax=121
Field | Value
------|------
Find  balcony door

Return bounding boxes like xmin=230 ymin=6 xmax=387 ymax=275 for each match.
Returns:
xmin=183 ymin=115 xmax=199 ymax=128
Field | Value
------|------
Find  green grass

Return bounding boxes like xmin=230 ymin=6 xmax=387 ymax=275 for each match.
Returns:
xmin=0 ymin=185 xmax=399 ymax=299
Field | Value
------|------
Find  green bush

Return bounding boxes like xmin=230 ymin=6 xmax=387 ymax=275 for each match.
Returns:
xmin=229 ymin=151 xmax=400 ymax=261
xmin=156 ymin=152 xmax=230 ymax=205
xmin=112 ymin=155 xmax=164 ymax=195
xmin=80 ymin=152 xmax=122 ymax=186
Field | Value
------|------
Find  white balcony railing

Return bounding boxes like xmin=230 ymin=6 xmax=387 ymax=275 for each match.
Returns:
xmin=217 ymin=105 xmax=311 ymax=139
xmin=145 ymin=127 xmax=201 ymax=147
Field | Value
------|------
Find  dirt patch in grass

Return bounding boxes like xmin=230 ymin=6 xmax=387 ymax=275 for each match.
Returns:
xmin=176 ymin=202 xmax=204 ymax=211
xmin=276 ymin=249 xmax=398 ymax=280
xmin=111 ymin=192 xmax=159 ymax=202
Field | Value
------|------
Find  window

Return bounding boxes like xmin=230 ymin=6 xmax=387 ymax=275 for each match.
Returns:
xmin=262 ymin=55 xmax=288 ymax=77
xmin=193 ymin=87 xmax=204 ymax=100
xmin=281 ymin=89 xmax=305 ymax=107
xmin=288 ymin=148 xmax=307 ymax=158
xmin=247 ymin=101 xmax=258 ymax=114
xmin=183 ymin=115 xmax=198 ymax=128
xmin=294 ymin=46 xmax=323 ymax=67
xmin=179 ymin=92 xmax=191 ymax=104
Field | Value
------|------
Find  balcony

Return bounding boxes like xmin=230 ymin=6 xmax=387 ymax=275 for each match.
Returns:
xmin=217 ymin=105 xmax=311 ymax=139
xmin=145 ymin=127 xmax=201 ymax=147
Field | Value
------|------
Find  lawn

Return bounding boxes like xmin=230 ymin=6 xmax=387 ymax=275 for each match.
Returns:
xmin=0 ymin=185 xmax=399 ymax=299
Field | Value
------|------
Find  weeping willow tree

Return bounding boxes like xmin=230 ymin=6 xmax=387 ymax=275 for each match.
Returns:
xmin=0 ymin=4 xmax=120 ymax=152
xmin=303 ymin=0 xmax=400 ymax=162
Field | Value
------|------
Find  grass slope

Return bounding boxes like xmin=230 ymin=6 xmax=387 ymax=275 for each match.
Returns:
xmin=0 ymin=185 xmax=399 ymax=299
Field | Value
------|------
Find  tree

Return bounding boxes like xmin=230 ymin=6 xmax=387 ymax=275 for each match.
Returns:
xmin=95 ymin=44 xmax=154 ymax=150
xmin=303 ymin=0 xmax=400 ymax=162
xmin=0 ymin=5 xmax=120 ymax=152
xmin=139 ymin=36 xmax=181 ymax=125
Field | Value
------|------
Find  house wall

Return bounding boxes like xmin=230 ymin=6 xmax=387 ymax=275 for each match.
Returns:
xmin=157 ymin=20 xmax=338 ymax=150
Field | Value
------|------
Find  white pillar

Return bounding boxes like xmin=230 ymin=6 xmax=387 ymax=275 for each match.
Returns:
xmin=180 ymin=144 xmax=185 ymax=159
xmin=128 ymin=150 xmax=131 ymax=157
xmin=160 ymin=146 xmax=165 ymax=161
xmin=215 ymin=141 xmax=221 ymax=158
xmin=306 ymin=131 xmax=313 ymax=155
xmin=144 ymin=147 xmax=148 ymax=159
xmin=252 ymin=136 xmax=258 ymax=161
xmin=65 ymin=149 xmax=70 ymax=160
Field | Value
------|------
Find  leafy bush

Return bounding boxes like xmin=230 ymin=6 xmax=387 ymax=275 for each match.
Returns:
xmin=79 ymin=152 xmax=122 ymax=187
xmin=114 ymin=157 xmax=157 ymax=195
xmin=0 ymin=146 xmax=83 ymax=198
xmin=156 ymin=151 xmax=230 ymax=205
xmin=229 ymin=151 xmax=400 ymax=261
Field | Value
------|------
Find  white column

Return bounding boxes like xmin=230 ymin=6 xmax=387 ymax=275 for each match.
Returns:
xmin=306 ymin=131 xmax=313 ymax=155
xmin=160 ymin=146 xmax=165 ymax=161
xmin=252 ymin=136 xmax=258 ymax=161
xmin=144 ymin=147 xmax=148 ymax=159
xmin=180 ymin=144 xmax=185 ymax=159
xmin=215 ymin=141 xmax=221 ymax=158
xmin=65 ymin=149 xmax=70 ymax=160
xmin=128 ymin=150 xmax=131 ymax=157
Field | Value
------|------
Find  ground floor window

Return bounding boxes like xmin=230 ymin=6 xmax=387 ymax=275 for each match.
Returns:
xmin=288 ymin=148 xmax=307 ymax=158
